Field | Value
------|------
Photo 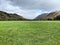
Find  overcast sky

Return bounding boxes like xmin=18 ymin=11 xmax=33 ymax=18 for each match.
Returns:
xmin=0 ymin=0 xmax=60 ymax=19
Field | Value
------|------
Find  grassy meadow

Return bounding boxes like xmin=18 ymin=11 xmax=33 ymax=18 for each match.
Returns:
xmin=0 ymin=21 xmax=60 ymax=45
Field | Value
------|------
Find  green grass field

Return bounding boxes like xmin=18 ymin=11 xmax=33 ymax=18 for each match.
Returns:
xmin=0 ymin=21 xmax=60 ymax=45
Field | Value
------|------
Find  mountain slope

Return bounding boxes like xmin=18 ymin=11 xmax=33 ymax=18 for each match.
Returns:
xmin=34 ymin=11 xmax=60 ymax=20
xmin=34 ymin=13 xmax=48 ymax=20
xmin=0 ymin=11 xmax=26 ymax=20
xmin=46 ymin=11 xmax=60 ymax=20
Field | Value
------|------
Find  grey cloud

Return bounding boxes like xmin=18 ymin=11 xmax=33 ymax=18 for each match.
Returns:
xmin=9 ymin=0 xmax=60 ymax=11
xmin=0 ymin=0 xmax=60 ymax=19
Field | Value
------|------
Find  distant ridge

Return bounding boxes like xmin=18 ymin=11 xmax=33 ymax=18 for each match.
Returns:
xmin=0 ymin=11 xmax=26 ymax=20
xmin=34 ymin=13 xmax=48 ymax=20
xmin=1 ymin=10 xmax=60 ymax=21
xmin=34 ymin=10 xmax=60 ymax=20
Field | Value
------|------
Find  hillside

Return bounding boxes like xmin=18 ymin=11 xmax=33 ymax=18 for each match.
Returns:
xmin=47 ymin=11 xmax=60 ymax=20
xmin=0 ymin=11 xmax=26 ymax=20
xmin=1 ymin=10 xmax=60 ymax=20
xmin=34 ymin=11 xmax=60 ymax=20
xmin=34 ymin=13 xmax=48 ymax=20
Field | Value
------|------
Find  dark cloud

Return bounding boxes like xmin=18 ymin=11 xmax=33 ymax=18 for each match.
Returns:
xmin=10 ymin=0 xmax=60 ymax=11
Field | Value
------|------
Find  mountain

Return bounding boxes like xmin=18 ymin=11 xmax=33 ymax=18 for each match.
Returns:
xmin=1 ymin=10 xmax=60 ymax=21
xmin=34 ymin=10 xmax=60 ymax=20
xmin=34 ymin=13 xmax=48 ymax=20
xmin=0 ymin=11 xmax=26 ymax=20
xmin=46 ymin=11 xmax=60 ymax=20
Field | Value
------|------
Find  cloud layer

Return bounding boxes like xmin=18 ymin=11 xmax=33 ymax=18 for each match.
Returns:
xmin=10 ymin=0 xmax=60 ymax=11
xmin=0 ymin=0 xmax=60 ymax=19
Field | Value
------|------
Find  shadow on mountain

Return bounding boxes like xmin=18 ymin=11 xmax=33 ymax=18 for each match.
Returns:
xmin=0 ymin=11 xmax=27 ymax=21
